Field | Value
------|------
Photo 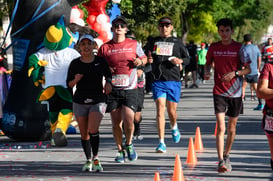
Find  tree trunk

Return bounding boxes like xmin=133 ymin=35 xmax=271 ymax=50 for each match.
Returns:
xmin=181 ymin=12 xmax=189 ymax=44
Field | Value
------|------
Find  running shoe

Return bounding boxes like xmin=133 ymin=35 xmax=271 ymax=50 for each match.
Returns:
xmin=52 ymin=128 xmax=67 ymax=147
xmin=189 ymin=84 xmax=199 ymax=88
xmin=50 ymin=138 xmax=55 ymax=146
xmin=115 ymin=150 xmax=125 ymax=163
xmin=133 ymin=122 xmax=143 ymax=140
xmin=223 ymin=155 xmax=232 ymax=172
xmin=0 ymin=130 xmax=4 ymax=136
xmin=217 ymin=159 xmax=228 ymax=173
xmin=92 ymin=158 xmax=103 ymax=172
xmin=126 ymin=144 xmax=138 ymax=161
xmin=171 ymin=128 xmax=181 ymax=143
xmin=133 ymin=135 xmax=144 ymax=141
xmin=155 ymin=142 xmax=166 ymax=153
xmin=253 ymin=104 xmax=264 ymax=111
xmin=82 ymin=160 xmax=92 ymax=172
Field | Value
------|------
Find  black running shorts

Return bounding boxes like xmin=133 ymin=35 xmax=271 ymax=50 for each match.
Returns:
xmin=106 ymin=89 xmax=138 ymax=112
xmin=213 ymin=94 xmax=243 ymax=117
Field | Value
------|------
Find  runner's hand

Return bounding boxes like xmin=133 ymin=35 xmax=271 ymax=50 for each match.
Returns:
xmin=133 ymin=58 xmax=143 ymax=67
xmin=104 ymin=82 xmax=112 ymax=95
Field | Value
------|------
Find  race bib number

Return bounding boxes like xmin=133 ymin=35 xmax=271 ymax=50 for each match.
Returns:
xmin=264 ymin=114 xmax=273 ymax=131
xmin=112 ymin=74 xmax=130 ymax=87
xmin=155 ymin=42 xmax=174 ymax=56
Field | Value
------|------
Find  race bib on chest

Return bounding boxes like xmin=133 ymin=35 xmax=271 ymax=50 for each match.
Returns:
xmin=155 ymin=42 xmax=174 ymax=56
xmin=264 ymin=114 xmax=273 ymax=131
xmin=112 ymin=74 xmax=130 ymax=87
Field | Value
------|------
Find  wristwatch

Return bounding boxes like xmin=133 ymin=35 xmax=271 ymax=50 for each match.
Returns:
xmin=235 ymin=70 xmax=239 ymax=77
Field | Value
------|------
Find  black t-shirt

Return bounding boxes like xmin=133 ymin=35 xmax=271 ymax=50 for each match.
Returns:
xmin=67 ymin=56 xmax=112 ymax=104
xmin=145 ymin=36 xmax=190 ymax=81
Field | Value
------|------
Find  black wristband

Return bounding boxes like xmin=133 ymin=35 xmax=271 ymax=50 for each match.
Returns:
xmin=137 ymin=66 xmax=145 ymax=71
xmin=105 ymin=78 xmax=112 ymax=83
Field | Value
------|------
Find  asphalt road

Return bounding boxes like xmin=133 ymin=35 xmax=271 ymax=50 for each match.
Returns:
xmin=0 ymin=79 xmax=273 ymax=181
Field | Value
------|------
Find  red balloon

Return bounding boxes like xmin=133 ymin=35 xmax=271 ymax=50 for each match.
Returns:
xmin=98 ymin=30 xmax=108 ymax=40
xmin=93 ymin=22 xmax=102 ymax=32
xmin=83 ymin=0 xmax=109 ymax=15
xmin=86 ymin=14 xmax=96 ymax=25
xmin=83 ymin=0 xmax=111 ymax=43
xmin=79 ymin=10 xmax=84 ymax=19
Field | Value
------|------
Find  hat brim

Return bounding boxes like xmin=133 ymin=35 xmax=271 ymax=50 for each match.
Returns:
xmin=79 ymin=35 xmax=94 ymax=43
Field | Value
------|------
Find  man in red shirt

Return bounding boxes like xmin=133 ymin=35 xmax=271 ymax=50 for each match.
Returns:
xmin=262 ymin=38 xmax=273 ymax=63
xmin=98 ymin=16 xmax=147 ymax=163
xmin=205 ymin=18 xmax=251 ymax=173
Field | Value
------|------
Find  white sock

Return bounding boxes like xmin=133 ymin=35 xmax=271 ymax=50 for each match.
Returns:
xmin=159 ymin=139 xmax=165 ymax=144
xmin=171 ymin=123 xmax=178 ymax=130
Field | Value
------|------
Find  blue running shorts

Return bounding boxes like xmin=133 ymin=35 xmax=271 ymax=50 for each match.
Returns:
xmin=152 ymin=81 xmax=181 ymax=103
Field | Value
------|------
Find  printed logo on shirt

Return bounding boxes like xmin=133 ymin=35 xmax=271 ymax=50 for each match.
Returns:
xmin=84 ymin=98 xmax=93 ymax=103
xmin=214 ymin=51 xmax=238 ymax=57
xmin=155 ymin=42 xmax=174 ymax=56
xmin=107 ymin=47 xmax=133 ymax=55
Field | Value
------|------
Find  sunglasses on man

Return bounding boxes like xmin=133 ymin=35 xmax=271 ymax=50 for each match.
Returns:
xmin=159 ymin=24 xmax=171 ymax=28
xmin=113 ymin=23 xmax=127 ymax=29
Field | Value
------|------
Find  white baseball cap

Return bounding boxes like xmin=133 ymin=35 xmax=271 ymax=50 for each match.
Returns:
xmin=79 ymin=34 xmax=94 ymax=43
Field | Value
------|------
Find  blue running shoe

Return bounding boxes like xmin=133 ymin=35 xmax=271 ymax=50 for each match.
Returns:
xmin=171 ymin=128 xmax=181 ymax=143
xmin=155 ymin=142 xmax=166 ymax=153
xmin=115 ymin=150 xmax=125 ymax=163
xmin=126 ymin=144 xmax=138 ymax=161
xmin=253 ymin=104 xmax=264 ymax=111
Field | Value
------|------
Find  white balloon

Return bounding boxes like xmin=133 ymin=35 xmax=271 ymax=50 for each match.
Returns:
xmin=72 ymin=18 xmax=85 ymax=26
xmin=112 ymin=0 xmax=121 ymax=4
xmin=102 ymin=22 xmax=112 ymax=32
xmin=94 ymin=38 xmax=104 ymax=48
xmin=71 ymin=9 xmax=81 ymax=19
xmin=96 ymin=14 xmax=108 ymax=24
xmin=107 ymin=31 xmax=113 ymax=40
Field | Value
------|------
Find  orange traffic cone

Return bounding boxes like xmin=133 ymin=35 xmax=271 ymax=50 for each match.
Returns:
xmin=154 ymin=172 xmax=160 ymax=181
xmin=186 ymin=137 xmax=197 ymax=165
xmin=214 ymin=122 xmax=217 ymax=136
xmin=173 ymin=154 xmax=185 ymax=181
xmin=194 ymin=127 xmax=204 ymax=152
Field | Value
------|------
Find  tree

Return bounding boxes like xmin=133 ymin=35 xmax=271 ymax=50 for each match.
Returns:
xmin=6 ymin=1 xmax=272 ymax=45
xmin=116 ymin=0 xmax=186 ymax=43
xmin=114 ymin=0 xmax=273 ymax=44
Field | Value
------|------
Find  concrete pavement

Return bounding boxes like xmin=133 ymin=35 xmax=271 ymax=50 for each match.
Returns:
xmin=0 ymin=79 xmax=273 ymax=181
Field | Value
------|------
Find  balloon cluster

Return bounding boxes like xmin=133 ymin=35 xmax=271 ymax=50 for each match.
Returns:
xmin=83 ymin=0 xmax=112 ymax=46
xmin=70 ymin=6 xmax=85 ymax=26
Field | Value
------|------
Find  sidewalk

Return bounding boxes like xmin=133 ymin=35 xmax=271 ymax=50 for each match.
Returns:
xmin=0 ymin=79 xmax=272 ymax=181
